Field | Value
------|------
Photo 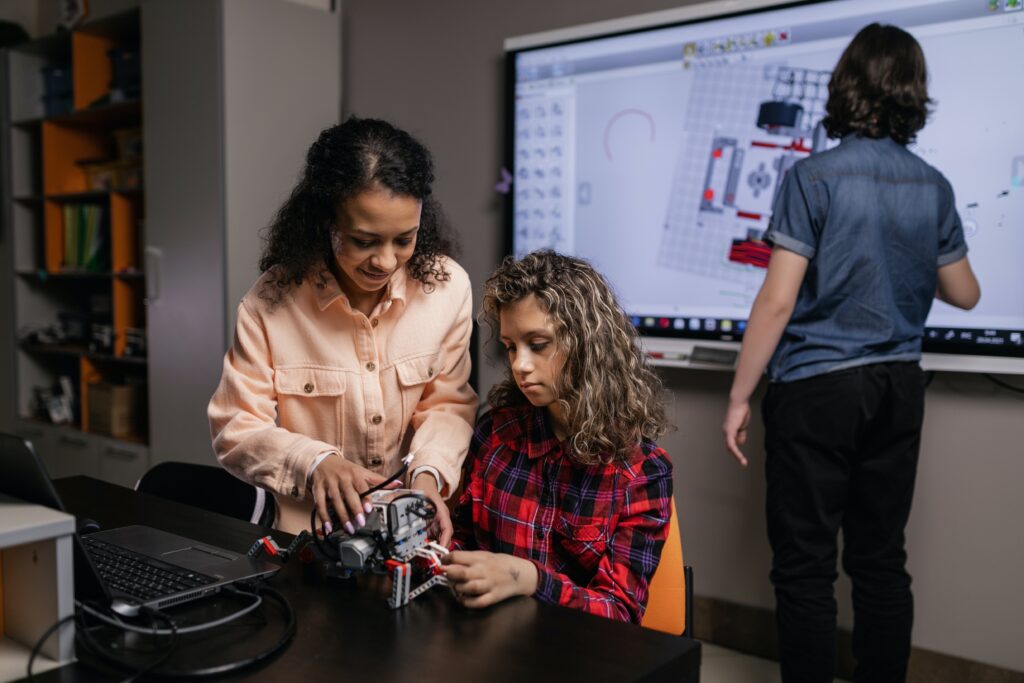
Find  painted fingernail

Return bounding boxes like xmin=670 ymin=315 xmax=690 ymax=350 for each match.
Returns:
xmin=364 ymin=501 xmax=373 ymax=514
xmin=324 ymin=521 xmax=333 ymax=535
xmin=356 ymin=513 xmax=366 ymax=527
xmin=344 ymin=521 xmax=355 ymax=535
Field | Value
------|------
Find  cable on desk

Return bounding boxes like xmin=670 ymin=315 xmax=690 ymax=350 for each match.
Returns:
xmin=161 ymin=582 xmax=296 ymax=678
xmin=122 ymin=608 xmax=179 ymax=683
xmin=26 ymin=613 xmax=76 ymax=682
xmin=74 ymin=580 xmax=295 ymax=678
xmin=74 ymin=602 xmax=178 ymax=683
xmin=76 ymin=587 xmax=263 ymax=635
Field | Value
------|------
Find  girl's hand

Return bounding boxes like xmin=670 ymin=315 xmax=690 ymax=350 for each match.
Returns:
xmin=310 ymin=456 xmax=392 ymax=534
xmin=442 ymin=551 xmax=539 ymax=608
xmin=410 ymin=472 xmax=453 ymax=546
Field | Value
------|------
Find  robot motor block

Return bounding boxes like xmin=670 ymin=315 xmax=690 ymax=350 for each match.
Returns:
xmin=318 ymin=489 xmax=450 ymax=608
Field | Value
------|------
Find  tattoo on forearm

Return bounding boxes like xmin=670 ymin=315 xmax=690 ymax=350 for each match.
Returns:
xmin=509 ymin=567 xmax=521 ymax=582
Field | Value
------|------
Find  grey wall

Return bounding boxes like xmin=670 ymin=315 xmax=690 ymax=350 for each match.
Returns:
xmin=342 ymin=0 xmax=1024 ymax=672
xmin=0 ymin=0 xmax=40 ymax=37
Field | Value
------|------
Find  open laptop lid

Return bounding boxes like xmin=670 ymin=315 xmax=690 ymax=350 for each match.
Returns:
xmin=0 ymin=432 xmax=112 ymax=604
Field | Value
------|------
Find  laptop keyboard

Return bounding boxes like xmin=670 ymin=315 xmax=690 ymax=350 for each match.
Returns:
xmin=83 ymin=535 xmax=218 ymax=602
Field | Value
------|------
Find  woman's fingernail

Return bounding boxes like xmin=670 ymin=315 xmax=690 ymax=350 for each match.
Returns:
xmin=356 ymin=513 xmax=366 ymax=527
xmin=324 ymin=521 xmax=333 ymax=535
xmin=344 ymin=521 xmax=355 ymax=535
xmin=364 ymin=501 xmax=373 ymax=514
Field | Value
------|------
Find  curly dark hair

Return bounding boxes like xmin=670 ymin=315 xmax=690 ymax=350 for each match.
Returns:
xmin=481 ymin=251 xmax=670 ymax=465
xmin=258 ymin=116 xmax=458 ymax=305
xmin=822 ymin=23 xmax=932 ymax=145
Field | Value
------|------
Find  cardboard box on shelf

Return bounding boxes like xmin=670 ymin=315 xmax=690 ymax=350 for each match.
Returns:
xmin=88 ymin=382 xmax=137 ymax=438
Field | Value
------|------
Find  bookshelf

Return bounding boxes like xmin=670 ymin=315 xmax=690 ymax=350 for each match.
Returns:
xmin=2 ymin=0 xmax=340 ymax=487
xmin=3 ymin=9 xmax=149 ymax=483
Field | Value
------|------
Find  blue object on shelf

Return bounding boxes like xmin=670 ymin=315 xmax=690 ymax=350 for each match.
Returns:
xmin=41 ymin=64 xmax=73 ymax=116
xmin=107 ymin=46 xmax=141 ymax=99
xmin=42 ymin=94 xmax=73 ymax=116
xmin=42 ymin=64 xmax=71 ymax=96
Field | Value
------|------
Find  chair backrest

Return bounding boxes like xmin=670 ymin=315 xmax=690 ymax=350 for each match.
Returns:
xmin=135 ymin=461 xmax=274 ymax=527
xmin=641 ymin=498 xmax=690 ymax=636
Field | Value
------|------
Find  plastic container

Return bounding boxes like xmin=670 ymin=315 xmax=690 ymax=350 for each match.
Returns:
xmin=113 ymin=128 xmax=143 ymax=162
xmin=41 ymin=64 xmax=71 ymax=97
xmin=42 ymin=94 xmax=73 ymax=116
xmin=79 ymin=160 xmax=143 ymax=191
xmin=107 ymin=46 xmax=141 ymax=99
xmin=40 ymin=64 xmax=73 ymax=116
xmin=58 ymin=311 xmax=96 ymax=342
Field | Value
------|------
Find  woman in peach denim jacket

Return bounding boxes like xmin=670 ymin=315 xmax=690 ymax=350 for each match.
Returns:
xmin=208 ymin=117 xmax=478 ymax=538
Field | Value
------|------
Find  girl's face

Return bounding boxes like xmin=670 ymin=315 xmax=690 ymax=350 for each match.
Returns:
xmin=333 ymin=187 xmax=421 ymax=300
xmin=499 ymin=295 xmax=565 ymax=412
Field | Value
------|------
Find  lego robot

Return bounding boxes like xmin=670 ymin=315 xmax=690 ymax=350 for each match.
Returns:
xmin=313 ymin=488 xmax=450 ymax=609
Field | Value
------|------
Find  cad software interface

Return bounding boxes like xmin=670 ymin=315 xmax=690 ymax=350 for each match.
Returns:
xmin=511 ymin=0 xmax=1024 ymax=354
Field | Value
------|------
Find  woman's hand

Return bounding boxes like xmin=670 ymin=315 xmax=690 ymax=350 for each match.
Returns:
xmin=442 ymin=551 xmax=539 ymax=608
xmin=411 ymin=472 xmax=452 ymax=546
xmin=310 ymin=455 xmax=393 ymax=534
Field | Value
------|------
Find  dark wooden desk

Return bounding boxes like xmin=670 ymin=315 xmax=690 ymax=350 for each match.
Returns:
xmin=35 ymin=476 xmax=700 ymax=682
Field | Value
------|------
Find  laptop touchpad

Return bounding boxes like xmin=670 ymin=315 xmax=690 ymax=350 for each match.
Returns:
xmin=163 ymin=545 xmax=237 ymax=568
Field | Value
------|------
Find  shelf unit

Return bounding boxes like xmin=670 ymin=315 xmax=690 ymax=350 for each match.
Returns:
xmin=2 ymin=0 xmax=341 ymax=487
xmin=3 ymin=9 xmax=149 ymax=485
xmin=0 ymin=495 xmax=76 ymax=679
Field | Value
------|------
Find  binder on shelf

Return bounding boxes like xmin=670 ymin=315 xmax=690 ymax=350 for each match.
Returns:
xmin=60 ymin=203 xmax=107 ymax=272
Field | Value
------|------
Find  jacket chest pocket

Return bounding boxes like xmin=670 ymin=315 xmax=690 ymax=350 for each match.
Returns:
xmin=553 ymin=516 xmax=609 ymax=576
xmin=274 ymin=366 xmax=347 ymax=445
xmin=394 ymin=350 xmax=442 ymax=433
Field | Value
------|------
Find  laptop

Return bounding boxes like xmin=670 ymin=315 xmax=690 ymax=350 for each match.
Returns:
xmin=0 ymin=432 xmax=278 ymax=611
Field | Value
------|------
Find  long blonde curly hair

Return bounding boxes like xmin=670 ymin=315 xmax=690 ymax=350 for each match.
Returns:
xmin=481 ymin=250 xmax=670 ymax=464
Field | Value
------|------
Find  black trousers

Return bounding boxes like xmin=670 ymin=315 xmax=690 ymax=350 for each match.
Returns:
xmin=763 ymin=362 xmax=925 ymax=683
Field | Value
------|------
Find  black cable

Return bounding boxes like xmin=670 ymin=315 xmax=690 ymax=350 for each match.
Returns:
xmin=74 ymin=601 xmax=179 ymax=682
xmin=124 ymin=608 xmax=179 ymax=683
xmin=311 ymin=506 xmax=340 ymax=561
xmin=985 ymin=373 xmax=1024 ymax=394
xmin=76 ymin=587 xmax=263 ymax=635
xmin=26 ymin=613 xmax=76 ymax=681
xmin=74 ymin=581 xmax=295 ymax=679
xmin=360 ymin=455 xmax=413 ymax=498
xmin=161 ymin=583 xmax=295 ymax=678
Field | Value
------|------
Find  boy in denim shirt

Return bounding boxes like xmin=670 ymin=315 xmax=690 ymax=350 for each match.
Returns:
xmin=722 ymin=24 xmax=980 ymax=683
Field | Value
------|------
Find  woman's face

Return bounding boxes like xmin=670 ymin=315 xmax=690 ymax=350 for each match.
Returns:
xmin=333 ymin=186 xmax=421 ymax=298
xmin=499 ymin=295 xmax=565 ymax=411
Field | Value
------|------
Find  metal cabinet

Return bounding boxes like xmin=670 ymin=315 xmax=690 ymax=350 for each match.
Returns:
xmin=96 ymin=437 xmax=149 ymax=489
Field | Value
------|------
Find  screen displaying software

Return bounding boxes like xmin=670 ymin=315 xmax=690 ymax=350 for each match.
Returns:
xmin=509 ymin=0 xmax=1024 ymax=358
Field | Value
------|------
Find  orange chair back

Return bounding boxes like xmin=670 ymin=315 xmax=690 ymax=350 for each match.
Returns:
xmin=641 ymin=499 xmax=686 ymax=635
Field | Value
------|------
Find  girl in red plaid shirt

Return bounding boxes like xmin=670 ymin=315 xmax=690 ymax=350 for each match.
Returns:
xmin=443 ymin=250 xmax=674 ymax=623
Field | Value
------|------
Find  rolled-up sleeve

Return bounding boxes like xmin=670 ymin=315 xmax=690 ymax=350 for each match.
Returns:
xmin=764 ymin=163 xmax=820 ymax=260
xmin=207 ymin=300 xmax=338 ymax=501
xmin=937 ymin=178 xmax=968 ymax=267
xmin=408 ymin=278 xmax=479 ymax=497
